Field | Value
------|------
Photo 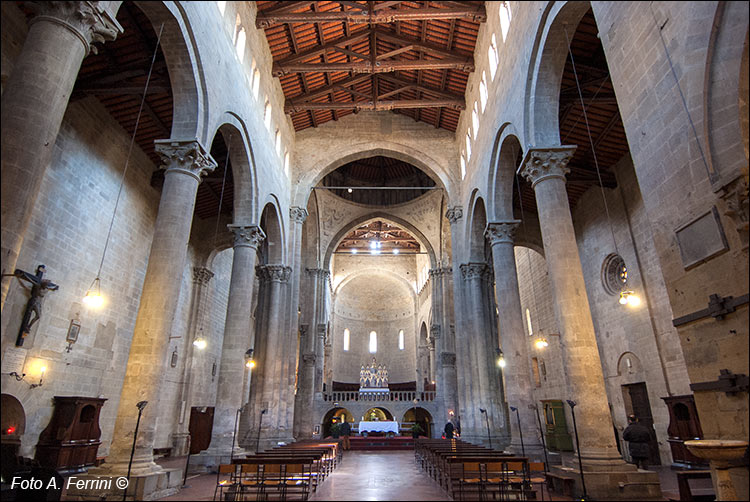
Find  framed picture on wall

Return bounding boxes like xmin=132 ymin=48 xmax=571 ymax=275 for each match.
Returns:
xmin=66 ymin=318 xmax=81 ymax=344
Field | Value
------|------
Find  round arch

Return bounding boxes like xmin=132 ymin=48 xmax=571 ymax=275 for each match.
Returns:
xmin=294 ymin=144 xmax=457 ymax=209
xmin=333 ymin=268 xmax=417 ymax=304
xmin=488 ymin=126 xmax=524 ymax=221
xmin=323 ymin=213 xmax=438 ymax=269
xmin=465 ymin=191 xmax=489 ymax=262
xmin=259 ymin=200 xmax=285 ymax=264
xmin=402 ymin=407 xmax=433 ymax=438
xmin=321 ymin=407 xmax=353 ymax=438
xmin=526 ymin=1 xmax=592 ymax=146
xmin=364 ymin=407 xmax=394 ymax=421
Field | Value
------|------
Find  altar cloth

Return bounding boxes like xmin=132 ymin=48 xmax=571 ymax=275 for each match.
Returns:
xmin=358 ymin=421 xmax=399 ymax=434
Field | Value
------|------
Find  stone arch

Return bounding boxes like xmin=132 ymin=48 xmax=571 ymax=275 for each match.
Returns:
xmin=488 ymin=123 xmax=523 ymax=221
xmin=208 ymin=113 xmax=260 ymax=224
xmin=294 ymin=143 xmax=456 ymax=209
xmin=741 ymin=28 xmax=749 ymax=161
xmin=323 ymin=213 xmax=437 ymax=269
xmin=465 ymin=191 xmax=489 ymax=262
xmin=703 ymin=2 xmax=750 ymax=181
xmin=131 ymin=1 xmax=205 ymax=140
xmin=526 ymin=1 xmax=592 ymax=146
xmin=259 ymin=200 xmax=284 ymax=264
xmin=617 ymin=351 xmax=643 ymax=378
xmin=1 ymin=394 xmax=26 ymax=437
xmin=333 ymin=268 xmax=416 ymax=303
xmin=321 ymin=407 xmax=352 ymax=438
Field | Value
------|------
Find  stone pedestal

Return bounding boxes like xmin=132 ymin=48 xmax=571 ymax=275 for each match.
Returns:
xmin=486 ymin=221 xmax=544 ymax=459
xmin=685 ymin=439 xmax=749 ymax=501
xmin=1 ymin=1 xmax=121 ymax=311
xmin=92 ymin=140 xmax=215 ymax=481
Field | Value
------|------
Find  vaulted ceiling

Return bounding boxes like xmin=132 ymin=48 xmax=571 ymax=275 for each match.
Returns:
xmin=255 ymin=1 xmax=485 ymax=132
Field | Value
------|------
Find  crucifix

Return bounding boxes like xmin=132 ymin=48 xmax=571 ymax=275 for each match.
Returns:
xmin=12 ymin=265 xmax=59 ymax=347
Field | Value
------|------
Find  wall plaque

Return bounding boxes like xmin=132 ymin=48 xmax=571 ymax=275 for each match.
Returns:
xmin=2 ymin=347 xmax=27 ymax=375
xmin=675 ymin=206 xmax=729 ymax=270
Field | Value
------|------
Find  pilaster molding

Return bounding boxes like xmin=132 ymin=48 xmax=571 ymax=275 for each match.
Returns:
xmin=192 ymin=267 xmax=214 ymax=285
xmin=229 ymin=225 xmax=265 ymax=249
xmin=520 ymin=146 xmax=576 ymax=188
xmin=256 ymin=264 xmax=292 ymax=283
xmin=27 ymin=1 xmax=123 ymax=56
xmin=155 ymin=139 xmax=217 ymax=182
xmin=441 ymin=352 xmax=456 ymax=366
xmin=485 ymin=221 xmax=521 ymax=245
xmin=290 ymin=206 xmax=308 ymax=224
xmin=460 ymin=262 xmax=487 ymax=280
xmin=429 ymin=267 xmax=453 ymax=278
xmin=445 ymin=206 xmax=463 ymax=224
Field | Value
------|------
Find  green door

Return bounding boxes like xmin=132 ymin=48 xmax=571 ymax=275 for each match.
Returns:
xmin=542 ymin=400 xmax=574 ymax=451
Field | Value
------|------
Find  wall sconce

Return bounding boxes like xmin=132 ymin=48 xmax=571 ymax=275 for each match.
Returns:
xmin=619 ymin=290 xmax=641 ymax=307
xmin=211 ymin=361 xmax=217 ymax=381
xmin=30 ymin=366 xmax=45 ymax=389
xmin=495 ymin=348 xmax=506 ymax=368
xmin=534 ymin=337 xmax=549 ymax=349
xmin=170 ymin=347 xmax=178 ymax=368
xmin=193 ymin=337 xmax=207 ymax=350
xmin=245 ymin=348 xmax=256 ymax=369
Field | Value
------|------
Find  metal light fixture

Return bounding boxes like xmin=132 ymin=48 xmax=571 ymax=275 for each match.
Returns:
xmin=245 ymin=348 xmax=256 ymax=369
xmin=193 ymin=337 xmax=207 ymax=350
xmin=619 ymin=290 xmax=641 ymax=307
xmin=30 ymin=366 xmax=45 ymax=389
xmin=496 ymin=348 xmax=506 ymax=368
xmin=534 ymin=337 xmax=549 ymax=349
xmin=83 ymin=277 xmax=104 ymax=308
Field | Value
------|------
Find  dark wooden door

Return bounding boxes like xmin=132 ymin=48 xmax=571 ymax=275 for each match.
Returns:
xmin=626 ymin=383 xmax=661 ymax=465
xmin=188 ymin=407 xmax=214 ymax=454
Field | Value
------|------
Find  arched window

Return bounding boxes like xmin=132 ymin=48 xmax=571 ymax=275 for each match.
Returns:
xmin=499 ymin=1 xmax=512 ymax=42
xmin=234 ymin=14 xmax=242 ymax=44
xmin=235 ymin=28 xmax=246 ymax=63
xmin=465 ymin=132 xmax=472 ymax=159
xmin=488 ymin=33 xmax=499 ymax=80
xmin=471 ymin=102 xmax=480 ymax=138
xmin=526 ymin=308 xmax=533 ymax=336
xmin=217 ymin=1 xmax=226 ymax=15
xmin=398 ymin=330 xmax=405 ymax=350
xmin=343 ymin=328 xmax=350 ymax=351
xmin=284 ymin=151 xmax=290 ymax=176
xmin=264 ymin=100 xmax=272 ymax=130
xmin=275 ymin=129 xmax=281 ymax=154
xmin=479 ymin=72 xmax=488 ymax=112
xmin=369 ymin=331 xmax=377 ymax=354
xmin=460 ymin=153 xmax=466 ymax=180
xmin=252 ymin=69 xmax=261 ymax=98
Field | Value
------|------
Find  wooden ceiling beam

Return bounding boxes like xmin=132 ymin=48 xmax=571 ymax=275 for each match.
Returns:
xmin=287 ymin=74 xmax=372 ymax=104
xmin=373 ymin=27 xmax=470 ymax=60
xmin=275 ymin=30 xmax=370 ymax=66
xmin=377 ymin=73 xmax=464 ymax=101
xmin=285 ymin=98 xmax=464 ymax=112
xmin=257 ymin=5 xmax=486 ymax=28
xmin=274 ymin=58 xmax=473 ymax=76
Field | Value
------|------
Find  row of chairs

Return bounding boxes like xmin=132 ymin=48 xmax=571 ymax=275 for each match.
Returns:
xmin=214 ymin=462 xmax=314 ymax=501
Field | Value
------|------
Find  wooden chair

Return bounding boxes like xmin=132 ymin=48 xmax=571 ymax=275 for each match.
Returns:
xmin=483 ymin=461 xmax=508 ymax=501
xmin=239 ymin=463 xmax=261 ymax=501
xmin=213 ymin=464 xmax=238 ymax=501
xmin=504 ymin=461 xmax=529 ymax=500
xmin=260 ymin=463 xmax=283 ymax=500
xmin=528 ymin=462 xmax=546 ymax=501
xmin=282 ymin=463 xmax=311 ymax=501
xmin=459 ymin=462 xmax=483 ymax=501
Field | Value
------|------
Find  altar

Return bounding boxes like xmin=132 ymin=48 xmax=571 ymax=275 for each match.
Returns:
xmin=358 ymin=421 xmax=400 ymax=435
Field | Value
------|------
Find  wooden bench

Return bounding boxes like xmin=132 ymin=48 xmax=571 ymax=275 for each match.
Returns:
xmin=546 ymin=472 xmax=575 ymax=498
xmin=675 ymin=470 xmax=714 ymax=501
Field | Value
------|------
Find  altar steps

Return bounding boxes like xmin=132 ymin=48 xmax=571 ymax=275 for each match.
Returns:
xmin=347 ymin=436 xmax=415 ymax=451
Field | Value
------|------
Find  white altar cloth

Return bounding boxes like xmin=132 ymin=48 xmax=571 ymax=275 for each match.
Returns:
xmin=358 ymin=421 xmax=399 ymax=434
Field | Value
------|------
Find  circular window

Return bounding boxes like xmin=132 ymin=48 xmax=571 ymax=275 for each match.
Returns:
xmin=602 ymin=254 xmax=628 ymax=295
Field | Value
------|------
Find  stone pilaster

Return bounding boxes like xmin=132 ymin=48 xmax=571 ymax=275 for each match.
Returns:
xmin=486 ymin=220 xmax=544 ymax=458
xmin=95 ymin=140 xmax=215 ymax=477
xmin=286 ymin=207 xmax=307 ymax=438
xmin=196 ymin=225 xmax=264 ymax=469
xmin=1 ymin=1 xmax=122 ymax=311
xmin=520 ymin=146 xmax=627 ymax=468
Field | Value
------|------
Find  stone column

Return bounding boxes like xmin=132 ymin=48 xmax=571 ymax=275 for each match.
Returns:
xmin=200 ymin=225 xmax=264 ymax=467
xmin=285 ymin=207 xmax=306 ymax=438
xmin=1 ymin=1 xmax=122 ymax=311
xmin=254 ymin=264 xmax=293 ymax=450
xmin=486 ymin=221 xmax=543 ymax=457
xmin=171 ymin=266 xmax=214 ymax=456
xmin=430 ymin=266 xmax=458 ymax=428
xmin=520 ymin=147 xmax=625 ymax=467
xmin=307 ymin=269 xmax=331 ymax=393
xmin=97 ymin=139 xmax=216 ymax=475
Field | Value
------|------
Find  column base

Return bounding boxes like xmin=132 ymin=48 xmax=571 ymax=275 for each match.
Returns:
xmin=508 ymin=440 xmax=547 ymax=462
xmin=548 ymin=464 xmax=662 ymax=500
xmin=190 ymin=446 xmax=248 ymax=473
xmin=171 ymin=432 xmax=190 ymax=457
xmin=64 ymin=468 xmax=183 ymax=501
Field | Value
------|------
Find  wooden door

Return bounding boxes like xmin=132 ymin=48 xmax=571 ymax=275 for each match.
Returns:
xmin=188 ymin=407 xmax=214 ymax=454
xmin=625 ymin=383 xmax=661 ymax=465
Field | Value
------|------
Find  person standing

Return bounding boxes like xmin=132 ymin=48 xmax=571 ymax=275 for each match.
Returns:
xmin=340 ymin=419 xmax=351 ymax=451
xmin=444 ymin=421 xmax=455 ymax=439
xmin=622 ymin=415 xmax=651 ymax=469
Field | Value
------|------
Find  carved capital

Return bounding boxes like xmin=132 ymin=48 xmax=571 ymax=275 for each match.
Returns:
xmin=445 ymin=206 xmax=463 ymax=224
xmin=460 ymin=262 xmax=487 ymax=281
xmin=429 ymin=267 xmax=452 ymax=278
xmin=302 ymin=353 xmax=316 ymax=365
xmin=720 ymin=175 xmax=749 ymax=248
xmin=28 ymin=1 xmax=123 ymax=56
xmin=229 ymin=225 xmax=265 ymax=249
xmin=485 ymin=221 xmax=521 ymax=245
xmin=256 ymin=264 xmax=292 ymax=283
xmin=290 ymin=206 xmax=308 ymax=224
xmin=430 ymin=324 xmax=441 ymax=340
xmin=306 ymin=268 xmax=331 ymax=280
xmin=193 ymin=267 xmax=214 ymax=285
xmin=520 ymin=146 xmax=576 ymax=188
xmin=155 ymin=139 xmax=217 ymax=182
xmin=441 ymin=352 xmax=456 ymax=367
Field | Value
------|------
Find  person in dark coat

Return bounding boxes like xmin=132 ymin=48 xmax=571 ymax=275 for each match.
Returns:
xmin=622 ymin=415 xmax=651 ymax=469
xmin=444 ymin=421 xmax=455 ymax=439
xmin=340 ymin=420 xmax=351 ymax=451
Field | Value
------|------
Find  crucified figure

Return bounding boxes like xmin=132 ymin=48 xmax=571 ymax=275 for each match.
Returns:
xmin=13 ymin=265 xmax=59 ymax=346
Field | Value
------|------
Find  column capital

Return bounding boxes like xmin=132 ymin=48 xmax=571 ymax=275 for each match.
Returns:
xmin=256 ymin=264 xmax=292 ymax=283
xmin=485 ymin=220 xmax=521 ymax=245
xmin=302 ymin=353 xmax=316 ymax=365
xmin=155 ymin=139 xmax=217 ymax=182
xmin=460 ymin=262 xmax=488 ymax=280
xmin=290 ymin=206 xmax=308 ymax=224
xmin=193 ymin=267 xmax=214 ymax=285
xmin=520 ymin=146 xmax=577 ymax=188
xmin=228 ymin=225 xmax=265 ymax=249
xmin=429 ymin=267 xmax=453 ymax=278
xmin=430 ymin=324 xmax=441 ymax=340
xmin=306 ymin=268 xmax=331 ymax=279
xmin=28 ymin=1 xmax=123 ymax=56
xmin=445 ymin=206 xmax=463 ymax=224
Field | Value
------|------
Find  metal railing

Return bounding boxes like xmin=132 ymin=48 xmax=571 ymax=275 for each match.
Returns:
xmin=322 ymin=390 xmax=436 ymax=402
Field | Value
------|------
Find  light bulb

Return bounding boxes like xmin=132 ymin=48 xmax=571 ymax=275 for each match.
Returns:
xmin=627 ymin=293 xmax=641 ymax=307
xmin=619 ymin=292 xmax=629 ymax=305
xmin=497 ymin=356 xmax=506 ymax=368
xmin=246 ymin=360 xmax=256 ymax=369
xmin=351 ymin=249 xmax=358 ymax=254
xmin=534 ymin=338 xmax=549 ymax=349
xmin=393 ymin=249 xmax=399 ymax=255
xmin=193 ymin=338 xmax=207 ymax=350
xmin=347 ymin=188 xmax=353 ymax=193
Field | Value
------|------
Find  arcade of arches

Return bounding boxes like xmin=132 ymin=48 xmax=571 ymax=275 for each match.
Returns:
xmin=0 ymin=1 xmax=748 ymax=501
